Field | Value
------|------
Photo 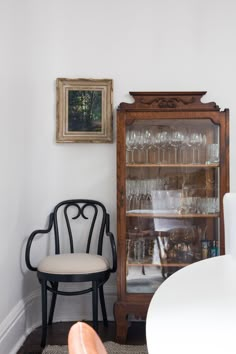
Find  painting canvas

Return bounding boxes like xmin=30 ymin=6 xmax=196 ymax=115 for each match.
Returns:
xmin=56 ymin=79 xmax=113 ymax=143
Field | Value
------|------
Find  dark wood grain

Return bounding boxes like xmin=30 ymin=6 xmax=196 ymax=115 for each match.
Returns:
xmin=17 ymin=321 xmax=146 ymax=354
xmin=115 ymin=91 xmax=229 ymax=342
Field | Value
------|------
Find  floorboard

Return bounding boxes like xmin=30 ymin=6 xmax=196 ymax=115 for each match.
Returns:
xmin=17 ymin=321 xmax=146 ymax=354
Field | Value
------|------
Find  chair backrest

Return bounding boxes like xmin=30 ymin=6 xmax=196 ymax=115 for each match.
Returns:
xmin=223 ymin=193 xmax=236 ymax=257
xmin=52 ymin=199 xmax=108 ymax=255
xmin=68 ymin=322 xmax=107 ymax=354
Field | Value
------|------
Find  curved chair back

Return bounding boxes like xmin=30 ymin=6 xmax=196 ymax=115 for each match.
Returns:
xmin=53 ymin=199 xmax=108 ymax=255
xmin=68 ymin=322 xmax=107 ymax=354
xmin=223 ymin=193 xmax=236 ymax=257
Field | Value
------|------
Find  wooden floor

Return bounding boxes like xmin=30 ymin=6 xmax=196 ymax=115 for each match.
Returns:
xmin=17 ymin=321 xmax=146 ymax=354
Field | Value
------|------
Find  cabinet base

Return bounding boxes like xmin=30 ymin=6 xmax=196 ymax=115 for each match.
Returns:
xmin=114 ymin=301 xmax=149 ymax=343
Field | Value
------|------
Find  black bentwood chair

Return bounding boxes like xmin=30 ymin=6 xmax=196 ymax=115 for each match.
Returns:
xmin=25 ymin=199 xmax=117 ymax=347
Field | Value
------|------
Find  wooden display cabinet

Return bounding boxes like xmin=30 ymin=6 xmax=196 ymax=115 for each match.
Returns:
xmin=114 ymin=92 xmax=229 ymax=343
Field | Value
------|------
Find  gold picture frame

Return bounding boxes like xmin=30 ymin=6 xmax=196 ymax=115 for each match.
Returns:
xmin=56 ymin=78 xmax=113 ymax=143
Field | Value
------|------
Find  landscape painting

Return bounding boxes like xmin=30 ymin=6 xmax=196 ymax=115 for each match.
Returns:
xmin=68 ymin=90 xmax=102 ymax=132
xmin=56 ymin=78 xmax=113 ymax=143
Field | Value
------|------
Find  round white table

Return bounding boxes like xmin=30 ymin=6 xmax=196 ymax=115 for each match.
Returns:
xmin=146 ymin=255 xmax=236 ymax=354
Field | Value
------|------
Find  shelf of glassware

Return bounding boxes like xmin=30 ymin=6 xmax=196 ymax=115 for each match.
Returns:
xmin=126 ymin=212 xmax=219 ymax=218
xmin=127 ymin=262 xmax=189 ymax=268
xmin=126 ymin=163 xmax=220 ymax=168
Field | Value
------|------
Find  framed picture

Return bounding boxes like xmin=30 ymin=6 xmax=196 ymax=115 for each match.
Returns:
xmin=56 ymin=78 xmax=113 ymax=143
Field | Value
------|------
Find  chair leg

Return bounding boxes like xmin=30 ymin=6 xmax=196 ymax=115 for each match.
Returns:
xmin=48 ymin=282 xmax=58 ymax=325
xmin=41 ymin=280 xmax=48 ymax=348
xmin=99 ymin=285 xmax=108 ymax=327
xmin=92 ymin=281 xmax=98 ymax=332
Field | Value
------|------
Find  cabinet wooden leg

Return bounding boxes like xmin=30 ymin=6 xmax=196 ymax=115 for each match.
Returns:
xmin=114 ymin=302 xmax=129 ymax=343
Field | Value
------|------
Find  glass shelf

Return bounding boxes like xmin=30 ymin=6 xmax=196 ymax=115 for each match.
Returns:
xmin=126 ymin=163 xmax=220 ymax=168
xmin=126 ymin=212 xmax=219 ymax=218
xmin=128 ymin=262 xmax=189 ymax=268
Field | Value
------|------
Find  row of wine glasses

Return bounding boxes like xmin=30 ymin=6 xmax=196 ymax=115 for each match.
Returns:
xmin=126 ymin=179 xmax=219 ymax=214
xmin=126 ymin=226 xmax=200 ymax=265
xmin=126 ymin=178 xmax=167 ymax=211
xmin=126 ymin=238 xmax=158 ymax=264
xmin=126 ymin=127 xmax=212 ymax=164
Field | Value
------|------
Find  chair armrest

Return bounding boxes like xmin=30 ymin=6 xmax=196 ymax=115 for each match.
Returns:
xmin=25 ymin=213 xmax=54 ymax=271
xmin=105 ymin=214 xmax=117 ymax=273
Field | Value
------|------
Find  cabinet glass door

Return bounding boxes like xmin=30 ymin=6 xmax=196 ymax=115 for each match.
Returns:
xmin=125 ymin=118 xmax=220 ymax=294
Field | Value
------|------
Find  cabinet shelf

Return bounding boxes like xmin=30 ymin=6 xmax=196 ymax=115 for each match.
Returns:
xmin=126 ymin=163 xmax=220 ymax=168
xmin=126 ymin=212 xmax=219 ymax=218
xmin=128 ymin=262 xmax=189 ymax=268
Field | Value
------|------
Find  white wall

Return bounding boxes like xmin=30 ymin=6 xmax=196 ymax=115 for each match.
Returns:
xmin=1 ymin=0 xmax=236 ymax=352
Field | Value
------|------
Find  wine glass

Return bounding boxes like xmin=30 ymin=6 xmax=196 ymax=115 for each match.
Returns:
xmin=126 ymin=179 xmax=135 ymax=211
xmin=148 ymin=131 xmax=157 ymax=164
xmin=126 ymin=130 xmax=131 ymax=163
xmin=197 ymin=224 xmax=207 ymax=241
xmin=170 ymin=130 xmax=184 ymax=164
xmin=154 ymin=131 xmax=162 ymax=163
xmin=134 ymin=129 xmax=144 ymax=163
xmin=126 ymin=129 xmax=136 ymax=164
xmin=133 ymin=180 xmax=143 ymax=210
xmin=159 ymin=131 xmax=169 ymax=163
xmin=189 ymin=132 xmax=202 ymax=164
xmin=143 ymin=129 xmax=152 ymax=163
xmin=132 ymin=129 xmax=142 ymax=163
xmin=130 ymin=129 xmax=139 ymax=163
xmin=140 ymin=179 xmax=152 ymax=210
xmin=179 ymin=129 xmax=189 ymax=163
xmin=148 ymin=130 xmax=161 ymax=164
xmin=200 ymin=133 xmax=207 ymax=164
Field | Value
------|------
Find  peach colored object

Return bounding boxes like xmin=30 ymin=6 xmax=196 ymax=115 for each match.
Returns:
xmin=68 ymin=322 xmax=108 ymax=354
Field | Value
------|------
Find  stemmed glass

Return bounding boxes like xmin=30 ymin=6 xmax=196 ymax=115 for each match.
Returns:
xmin=159 ymin=131 xmax=169 ymax=163
xmin=129 ymin=129 xmax=152 ymax=164
xmin=134 ymin=129 xmax=144 ymax=163
xmin=129 ymin=130 xmax=138 ymax=164
xmin=189 ymin=132 xmax=202 ymax=164
xmin=126 ymin=130 xmax=137 ymax=164
xmin=126 ymin=130 xmax=132 ymax=164
xmin=148 ymin=131 xmax=157 ymax=164
xmin=126 ymin=179 xmax=135 ymax=211
xmin=197 ymin=224 xmax=207 ymax=242
xmin=143 ymin=129 xmax=152 ymax=163
xmin=132 ymin=129 xmax=142 ymax=163
xmin=170 ymin=130 xmax=184 ymax=164
xmin=133 ymin=180 xmax=143 ymax=210
xmin=154 ymin=132 xmax=162 ymax=163
xmin=201 ymin=134 xmax=207 ymax=164
xmin=139 ymin=180 xmax=146 ymax=210
xmin=146 ymin=179 xmax=156 ymax=209
xmin=179 ymin=129 xmax=189 ymax=163
xmin=148 ymin=130 xmax=161 ymax=164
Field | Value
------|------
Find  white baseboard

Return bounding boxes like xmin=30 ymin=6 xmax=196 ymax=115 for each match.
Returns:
xmin=0 ymin=289 xmax=41 ymax=354
xmin=0 ymin=284 xmax=117 ymax=354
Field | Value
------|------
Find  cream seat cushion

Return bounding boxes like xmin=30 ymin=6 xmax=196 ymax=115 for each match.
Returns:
xmin=38 ymin=253 xmax=110 ymax=275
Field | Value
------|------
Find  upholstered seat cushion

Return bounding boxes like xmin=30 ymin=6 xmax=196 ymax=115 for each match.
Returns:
xmin=38 ymin=253 xmax=110 ymax=275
